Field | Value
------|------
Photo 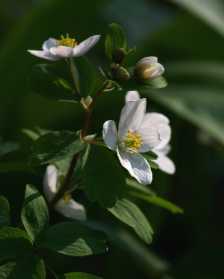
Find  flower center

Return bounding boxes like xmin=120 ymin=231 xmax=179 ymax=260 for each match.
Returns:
xmin=63 ymin=193 xmax=72 ymax=204
xmin=57 ymin=34 xmax=77 ymax=48
xmin=124 ymin=130 xmax=142 ymax=151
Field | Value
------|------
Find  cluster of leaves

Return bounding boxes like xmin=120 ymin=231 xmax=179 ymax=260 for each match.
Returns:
xmin=0 ymin=23 xmax=182 ymax=278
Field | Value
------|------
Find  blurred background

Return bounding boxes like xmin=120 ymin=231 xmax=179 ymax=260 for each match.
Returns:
xmin=1 ymin=0 xmax=224 ymax=278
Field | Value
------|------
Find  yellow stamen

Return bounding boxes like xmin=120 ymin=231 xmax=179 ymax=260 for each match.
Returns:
xmin=63 ymin=193 xmax=72 ymax=204
xmin=124 ymin=130 xmax=142 ymax=151
xmin=57 ymin=34 xmax=77 ymax=48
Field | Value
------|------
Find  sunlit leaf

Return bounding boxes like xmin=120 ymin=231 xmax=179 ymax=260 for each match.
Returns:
xmin=108 ymin=199 xmax=153 ymax=243
xmin=21 ymin=185 xmax=49 ymax=242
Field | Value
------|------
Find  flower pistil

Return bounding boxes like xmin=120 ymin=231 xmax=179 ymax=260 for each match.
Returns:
xmin=123 ymin=130 xmax=142 ymax=152
xmin=57 ymin=34 xmax=77 ymax=48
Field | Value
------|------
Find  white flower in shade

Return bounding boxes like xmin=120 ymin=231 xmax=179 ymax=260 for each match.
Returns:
xmin=103 ymin=90 xmax=172 ymax=185
xmin=135 ymin=56 xmax=165 ymax=81
xmin=43 ymin=165 xmax=86 ymax=221
xmin=28 ymin=34 xmax=100 ymax=61
xmin=126 ymin=91 xmax=175 ymax=175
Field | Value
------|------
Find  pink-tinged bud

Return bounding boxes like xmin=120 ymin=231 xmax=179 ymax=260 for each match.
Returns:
xmin=135 ymin=56 xmax=165 ymax=81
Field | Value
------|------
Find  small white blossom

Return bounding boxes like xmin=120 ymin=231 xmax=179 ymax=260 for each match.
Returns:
xmin=43 ymin=165 xmax=86 ymax=221
xmin=135 ymin=56 xmax=165 ymax=80
xmin=103 ymin=91 xmax=172 ymax=185
xmin=28 ymin=34 xmax=100 ymax=61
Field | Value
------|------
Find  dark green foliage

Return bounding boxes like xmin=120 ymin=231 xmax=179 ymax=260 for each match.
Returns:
xmin=21 ymin=185 xmax=49 ymax=242
xmin=37 ymin=222 xmax=107 ymax=257
xmin=0 ymin=196 xmax=10 ymax=226
xmin=84 ymin=145 xmax=126 ymax=207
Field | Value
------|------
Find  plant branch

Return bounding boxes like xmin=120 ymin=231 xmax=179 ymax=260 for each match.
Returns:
xmin=81 ymin=82 xmax=108 ymax=138
xmin=50 ymin=152 xmax=80 ymax=207
xmin=50 ymin=82 xmax=108 ymax=207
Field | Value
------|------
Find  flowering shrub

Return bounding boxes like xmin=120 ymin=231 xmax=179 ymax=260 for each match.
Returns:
xmin=0 ymin=23 xmax=183 ymax=278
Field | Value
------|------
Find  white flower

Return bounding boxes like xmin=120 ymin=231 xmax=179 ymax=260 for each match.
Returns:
xmin=28 ymin=34 xmax=100 ymax=61
xmin=103 ymin=90 xmax=172 ymax=185
xmin=135 ymin=56 xmax=165 ymax=80
xmin=43 ymin=165 xmax=86 ymax=221
xmin=126 ymin=91 xmax=175 ymax=175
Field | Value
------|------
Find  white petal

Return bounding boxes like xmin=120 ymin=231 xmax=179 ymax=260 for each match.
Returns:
xmin=137 ymin=56 xmax=158 ymax=66
xmin=50 ymin=46 xmax=73 ymax=58
xmin=73 ymin=35 xmax=101 ymax=57
xmin=28 ymin=50 xmax=58 ymax=61
xmin=154 ymin=154 xmax=175 ymax=175
xmin=103 ymin=120 xmax=118 ymax=151
xmin=138 ymin=113 xmax=171 ymax=152
xmin=146 ymin=113 xmax=170 ymax=125
xmin=117 ymin=148 xmax=152 ymax=185
xmin=151 ymin=63 xmax=165 ymax=78
xmin=55 ymin=199 xmax=86 ymax=221
xmin=42 ymin=38 xmax=58 ymax=50
xmin=118 ymin=99 xmax=146 ymax=139
xmin=43 ymin=165 xmax=58 ymax=201
xmin=157 ymin=144 xmax=171 ymax=155
xmin=125 ymin=91 xmax=140 ymax=103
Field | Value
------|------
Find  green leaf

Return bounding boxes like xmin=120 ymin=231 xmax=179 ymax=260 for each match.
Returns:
xmin=108 ymin=199 xmax=153 ymax=244
xmin=21 ymin=184 xmax=49 ymax=242
xmin=0 ymin=255 xmax=46 ymax=279
xmin=0 ymin=227 xmax=32 ymax=261
xmin=30 ymin=63 xmax=76 ymax=102
xmin=126 ymin=179 xmax=183 ymax=214
xmin=32 ymin=131 xmax=85 ymax=174
xmin=0 ymin=139 xmax=19 ymax=158
xmin=0 ymin=262 xmax=16 ymax=278
xmin=131 ymin=191 xmax=183 ymax=214
xmin=37 ymin=221 xmax=107 ymax=257
xmin=62 ymin=272 xmax=102 ymax=279
xmin=0 ymin=196 xmax=10 ymax=226
xmin=170 ymin=0 xmax=224 ymax=37
xmin=105 ymin=23 xmax=128 ymax=60
xmin=84 ymin=145 xmax=125 ymax=207
xmin=144 ymin=76 xmax=168 ymax=89
xmin=74 ymin=57 xmax=104 ymax=97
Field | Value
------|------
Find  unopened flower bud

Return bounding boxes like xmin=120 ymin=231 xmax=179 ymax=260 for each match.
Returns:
xmin=135 ymin=56 xmax=165 ymax=81
xmin=110 ymin=63 xmax=130 ymax=81
xmin=112 ymin=48 xmax=126 ymax=64
xmin=80 ymin=96 xmax=93 ymax=110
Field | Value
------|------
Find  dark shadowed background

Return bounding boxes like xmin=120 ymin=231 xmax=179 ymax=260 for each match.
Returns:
xmin=1 ymin=0 xmax=224 ymax=278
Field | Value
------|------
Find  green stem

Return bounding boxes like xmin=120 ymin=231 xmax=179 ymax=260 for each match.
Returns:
xmin=68 ymin=57 xmax=80 ymax=97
